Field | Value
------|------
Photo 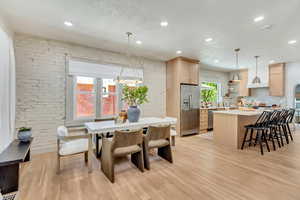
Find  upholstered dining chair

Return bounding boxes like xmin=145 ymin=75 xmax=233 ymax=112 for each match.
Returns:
xmin=57 ymin=126 xmax=89 ymax=174
xmin=143 ymin=125 xmax=173 ymax=170
xmin=101 ymin=129 xmax=144 ymax=183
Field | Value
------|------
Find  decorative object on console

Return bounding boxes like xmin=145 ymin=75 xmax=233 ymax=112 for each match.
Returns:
xmin=122 ymin=85 xmax=149 ymax=122
xmin=118 ymin=110 xmax=128 ymax=123
xmin=17 ymin=127 xmax=32 ymax=142
xmin=252 ymin=56 xmax=261 ymax=84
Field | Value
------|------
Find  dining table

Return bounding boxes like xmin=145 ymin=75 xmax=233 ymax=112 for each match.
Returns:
xmin=84 ymin=117 xmax=177 ymax=172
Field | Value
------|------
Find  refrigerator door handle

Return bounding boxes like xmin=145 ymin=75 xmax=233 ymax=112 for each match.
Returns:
xmin=189 ymin=95 xmax=192 ymax=110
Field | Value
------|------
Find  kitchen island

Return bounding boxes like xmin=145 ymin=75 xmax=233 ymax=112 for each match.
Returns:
xmin=213 ymin=110 xmax=261 ymax=149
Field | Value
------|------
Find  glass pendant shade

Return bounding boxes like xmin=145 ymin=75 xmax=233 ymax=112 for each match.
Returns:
xmin=252 ymin=56 xmax=261 ymax=84
xmin=231 ymin=48 xmax=241 ymax=81
xmin=232 ymin=73 xmax=240 ymax=81
xmin=252 ymin=76 xmax=261 ymax=84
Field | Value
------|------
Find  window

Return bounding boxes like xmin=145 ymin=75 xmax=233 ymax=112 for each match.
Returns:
xmin=67 ymin=59 xmax=144 ymax=123
xmin=101 ymin=79 xmax=117 ymax=117
xmin=200 ymin=81 xmax=222 ymax=104
xmin=74 ymin=76 xmax=96 ymax=119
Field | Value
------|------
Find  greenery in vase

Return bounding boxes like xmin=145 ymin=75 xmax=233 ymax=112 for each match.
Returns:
xmin=19 ymin=127 xmax=32 ymax=132
xmin=122 ymin=85 xmax=149 ymax=107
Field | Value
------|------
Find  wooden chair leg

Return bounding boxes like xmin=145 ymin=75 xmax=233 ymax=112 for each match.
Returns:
xmin=281 ymin=126 xmax=289 ymax=144
xmin=263 ymin=131 xmax=270 ymax=152
xmin=142 ymin=142 xmax=150 ymax=170
xmin=273 ymin=127 xmax=281 ymax=148
xmin=249 ymin=129 xmax=254 ymax=147
xmin=254 ymin=131 xmax=259 ymax=147
xmin=241 ymin=128 xmax=249 ymax=150
xmin=158 ymin=144 xmax=173 ymax=163
xmin=131 ymin=150 xmax=144 ymax=172
xmin=101 ymin=156 xmax=115 ymax=183
xmin=171 ymin=136 xmax=175 ymax=146
xmin=84 ymin=152 xmax=88 ymax=164
xmin=269 ymin=130 xmax=276 ymax=151
xmin=258 ymin=131 xmax=264 ymax=155
xmin=277 ymin=127 xmax=284 ymax=146
xmin=286 ymin=124 xmax=294 ymax=141
xmin=57 ymin=154 xmax=61 ymax=174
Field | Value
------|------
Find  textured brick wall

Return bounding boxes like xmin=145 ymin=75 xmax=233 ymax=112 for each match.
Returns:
xmin=14 ymin=33 xmax=166 ymax=154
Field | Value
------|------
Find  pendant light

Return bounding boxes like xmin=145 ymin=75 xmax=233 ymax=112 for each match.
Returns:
xmin=232 ymin=48 xmax=241 ymax=81
xmin=252 ymin=55 xmax=261 ymax=84
xmin=117 ymin=32 xmax=143 ymax=85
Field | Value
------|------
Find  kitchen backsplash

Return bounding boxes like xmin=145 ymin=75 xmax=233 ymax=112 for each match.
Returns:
xmin=244 ymin=88 xmax=286 ymax=106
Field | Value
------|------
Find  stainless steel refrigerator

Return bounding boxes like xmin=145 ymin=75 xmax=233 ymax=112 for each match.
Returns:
xmin=180 ymin=83 xmax=200 ymax=136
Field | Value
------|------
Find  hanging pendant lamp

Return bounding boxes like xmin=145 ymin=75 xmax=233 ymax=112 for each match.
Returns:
xmin=232 ymin=48 xmax=241 ymax=81
xmin=116 ymin=32 xmax=143 ymax=85
xmin=252 ymin=55 xmax=261 ymax=84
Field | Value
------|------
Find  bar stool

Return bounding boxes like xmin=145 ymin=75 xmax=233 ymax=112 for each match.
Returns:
xmin=241 ymin=111 xmax=271 ymax=155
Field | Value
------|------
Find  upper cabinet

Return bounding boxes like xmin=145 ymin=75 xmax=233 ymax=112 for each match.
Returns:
xmin=167 ymin=57 xmax=199 ymax=85
xmin=238 ymin=70 xmax=251 ymax=96
xmin=269 ymin=63 xmax=285 ymax=96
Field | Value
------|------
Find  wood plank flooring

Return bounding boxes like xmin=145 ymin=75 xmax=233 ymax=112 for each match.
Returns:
xmin=20 ymin=130 xmax=300 ymax=200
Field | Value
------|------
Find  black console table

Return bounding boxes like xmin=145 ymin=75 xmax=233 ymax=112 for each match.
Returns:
xmin=0 ymin=138 xmax=32 ymax=194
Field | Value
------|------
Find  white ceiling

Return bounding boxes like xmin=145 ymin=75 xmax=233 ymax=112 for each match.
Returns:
xmin=0 ymin=0 xmax=300 ymax=71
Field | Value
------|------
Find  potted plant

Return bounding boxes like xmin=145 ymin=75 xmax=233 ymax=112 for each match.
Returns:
xmin=18 ymin=127 xmax=32 ymax=142
xmin=122 ymin=85 xmax=149 ymax=122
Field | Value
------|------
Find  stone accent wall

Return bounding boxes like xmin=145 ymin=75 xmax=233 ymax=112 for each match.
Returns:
xmin=14 ymin=33 xmax=166 ymax=154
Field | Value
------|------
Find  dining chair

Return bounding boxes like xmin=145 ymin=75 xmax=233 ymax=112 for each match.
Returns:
xmin=143 ymin=125 xmax=173 ymax=170
xmin=101 ymin=129 xmax=144 ymax=183
xmin=57 ymin=126 xmax=89 ymax=174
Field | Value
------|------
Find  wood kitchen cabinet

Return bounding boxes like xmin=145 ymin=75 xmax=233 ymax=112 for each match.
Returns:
xmin=166 ymin=57 xmax=200 ymax=135
xmin=269 ymin=63 xmax=285 ymax=96
xmin=238 ymin=69 xmax=251 ymax=96
xmin=199 ymin=109 xmax=208 ymax=133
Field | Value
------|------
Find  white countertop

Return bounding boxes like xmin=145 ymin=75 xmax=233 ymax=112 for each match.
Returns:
xmin=213 ymin=110 xmax=263 ymax=116
xmin=85 ymin=117 xmax=177 ymax=134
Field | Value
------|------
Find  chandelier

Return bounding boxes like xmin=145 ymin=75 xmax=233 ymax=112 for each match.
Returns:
xmin=117 ymin=32 xmax=143 ymax=85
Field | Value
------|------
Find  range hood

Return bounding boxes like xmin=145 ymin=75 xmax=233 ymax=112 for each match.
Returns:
xmin=247 ymin=82 xmax=269 ymax=88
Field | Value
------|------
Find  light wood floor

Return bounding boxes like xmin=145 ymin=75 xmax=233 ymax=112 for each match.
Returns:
xmin=20 ymin=130 xmax=300 ymax=200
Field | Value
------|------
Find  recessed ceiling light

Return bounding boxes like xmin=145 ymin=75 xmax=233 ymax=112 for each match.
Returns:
xmin=260 ymin=24 xmax=273 ymax=30
xmin=254 ymin=16 xmax=264 ymax=22
xmin=160 ymin=21 xmax=168 ymax=27
xmin=176 ymin=50 xmax=182 ymax=54
xmin=214 ymin=59 xmax=219 ymax=63
xmin=136 ymin=40 xmax=142 ymax=45
xmin=269 ymin=60 xmax=275 ymax=64
xmin=64 ymin=21 xmax=73 ymax=27
xmin=205 ymin=38 xmax=213 ymax=42
xmin=288 ymin=40 xmax=297 ymax=45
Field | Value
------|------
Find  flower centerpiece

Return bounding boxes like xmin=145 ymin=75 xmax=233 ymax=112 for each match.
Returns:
xmin=122 ymin=85 xmax=148 ymax=122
